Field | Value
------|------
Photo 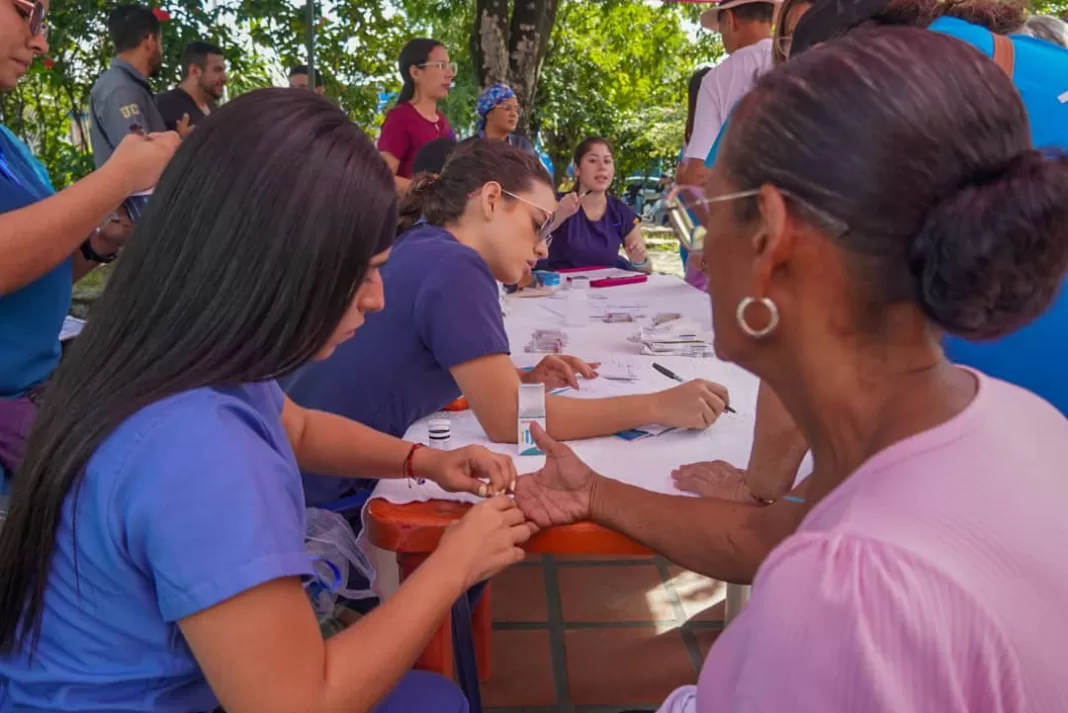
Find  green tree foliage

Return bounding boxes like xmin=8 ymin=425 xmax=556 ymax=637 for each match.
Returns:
xmin=0 ymin=0 xmax=277 ymax=188
xmin=536 ymin=0 xmax=720 ymax=184
xmin=8 ymin=0 xmax=1064 ymax=194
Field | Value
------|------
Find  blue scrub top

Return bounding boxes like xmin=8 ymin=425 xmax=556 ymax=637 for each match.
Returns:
xmin=284 ymin=223 xmax=511 ymax=505
xmin=0 ymin=126 xmax=71 ymax=398
xmin=0 ymin=381 xmax=313 ymax=712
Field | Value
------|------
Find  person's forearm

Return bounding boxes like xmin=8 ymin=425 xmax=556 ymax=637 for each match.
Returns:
xmin=1 ymin=163 xmax=130 ymax=295
xmin=320 ymin=552 xmax=465 ymax=712
xmin=290 ymin=408 xmax=415 ymax=479
xmin=746 ymin=381 xmax=809 ymax=501
xmin=394 ymin=174 xmax=411 ymax=195
xmin=482 ymin=393 xmax=657 ymax=444
xmin=547 ymin=393 xmax=663 ymax=441
xmin=590 ymin=475 xmax=800 ymax=583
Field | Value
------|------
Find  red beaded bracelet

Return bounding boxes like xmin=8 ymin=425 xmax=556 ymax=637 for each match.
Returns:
xmin=403 ymin=443 xmax=426 ymax=484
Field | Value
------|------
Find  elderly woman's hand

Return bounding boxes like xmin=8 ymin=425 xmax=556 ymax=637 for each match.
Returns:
xmin=514 ymin=424 xmax=598 ymax=528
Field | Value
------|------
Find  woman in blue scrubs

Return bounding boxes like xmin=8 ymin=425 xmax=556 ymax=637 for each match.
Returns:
xmin=0 ymin=0 xmax=178 ymax=478
xmin=0 ymin=89 xmax=531 ymax=713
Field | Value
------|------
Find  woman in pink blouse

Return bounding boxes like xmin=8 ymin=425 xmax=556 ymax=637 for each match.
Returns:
xmin=518 ymin=27 xmax=1068 ymax=712
xmin=378 ymin=38 xmax=456 ymax=194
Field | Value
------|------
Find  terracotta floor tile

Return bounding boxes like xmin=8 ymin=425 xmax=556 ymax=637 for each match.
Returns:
xmin=558 ymin=564 xmax=677 ymax=623
xmin=694 ymin=626 xmax=725 ymax=660
xmin=666 ymin=566 xmax=726 ymax=623
xmin=565 ymin=626 xmax=697 ymax=705
xmin=480 ymin=629 xmax=557 ymax=708
xmin=490 ymin=565 xmax=548 ymax=622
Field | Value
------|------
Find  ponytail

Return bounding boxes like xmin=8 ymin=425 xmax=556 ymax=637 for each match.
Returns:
xmin=397 ymin=139 xmax=551 ymax=236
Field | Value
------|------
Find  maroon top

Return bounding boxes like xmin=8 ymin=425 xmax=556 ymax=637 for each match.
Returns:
xmin=377 ymin=102 xmax=455 ymax=179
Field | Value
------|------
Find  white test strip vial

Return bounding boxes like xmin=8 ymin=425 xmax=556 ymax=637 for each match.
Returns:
xmin=518 ymin=383 xmax=547 ymax=456
xmin=428 ymin=416 xmax=452 ymax=450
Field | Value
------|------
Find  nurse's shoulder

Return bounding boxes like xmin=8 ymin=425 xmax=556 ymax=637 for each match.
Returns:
xmin=391 ymin=222 xmax=497 ymax=288
xmin=90 ymin=381 xmax=296 ymax=504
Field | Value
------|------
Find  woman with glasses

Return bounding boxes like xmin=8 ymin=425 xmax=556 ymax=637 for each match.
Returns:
xmin=542 ymin=137 xmax=652 ymax=273
xmin=0 ymin=89 xmax=530 ymax=713
xmin=378 ymin=37 xmax=456 ymax=195
xmin=675 ymin=0 xmax=1068 ymax=505
xmin=286 ymin=140 xmax=729 ymax=508
xmin=476 ymin=83 xmax=539 ymax=158
xmin=519 ymin=29 xmax=1068 ymax=710
xmin=0 ymin=0 xmax=178 ymax=481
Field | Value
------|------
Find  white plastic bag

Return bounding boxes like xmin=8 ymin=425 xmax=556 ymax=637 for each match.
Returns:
xmin=303 ymin=508 xmax=376 ymax=620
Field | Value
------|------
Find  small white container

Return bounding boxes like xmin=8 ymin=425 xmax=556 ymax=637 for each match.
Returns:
xmin=427 ymin=416 xmax=452 ymax=450
xmin=517 ymin=383 xmax=547 ymax=456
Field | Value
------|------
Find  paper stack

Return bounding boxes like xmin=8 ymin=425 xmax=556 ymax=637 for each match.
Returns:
xmin=634 ymin=316 xmax=715 ymax=358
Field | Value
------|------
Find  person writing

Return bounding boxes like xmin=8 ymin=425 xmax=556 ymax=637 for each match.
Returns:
xmin=285 ymin=140 xmax=728 ymax=507
xmin=0 ymin=89 xmax=530 ymax=713
xmin=543 ymin=137 xmax=650 ymax=272
xmin=524 ymin=29 xmax=1068 ymax=710
xmin=378 ymin=37 xmax=456 ymax=194
xmin=0 ymin=0 xmax=178 ymax=479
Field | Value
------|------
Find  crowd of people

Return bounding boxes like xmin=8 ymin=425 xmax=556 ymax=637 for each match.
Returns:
xmin=0 ymin=0 xmax=1067 ymax=711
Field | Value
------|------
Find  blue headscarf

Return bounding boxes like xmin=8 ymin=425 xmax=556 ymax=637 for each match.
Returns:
xmin=476 ymin=83 xmax=516 ymax=132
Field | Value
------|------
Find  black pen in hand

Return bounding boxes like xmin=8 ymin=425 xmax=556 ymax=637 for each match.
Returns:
xmin=652 ymin=362 xmax=736 ymax=413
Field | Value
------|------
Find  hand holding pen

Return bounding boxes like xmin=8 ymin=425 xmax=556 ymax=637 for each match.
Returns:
xmin=653 ymin=362 xmax=736 ymax=414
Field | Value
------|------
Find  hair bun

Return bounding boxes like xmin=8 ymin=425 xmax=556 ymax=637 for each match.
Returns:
xmin=909 ymin=149 xmax=1068 ymax=340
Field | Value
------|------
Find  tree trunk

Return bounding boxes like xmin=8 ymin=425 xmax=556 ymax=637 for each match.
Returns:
xmin=507 ymin=0 xmax=558 ymax=137
xmin=471 ymin=0 xmax=559 ymax=138
xmin=472 ymin=0 xmax=511 ymax=88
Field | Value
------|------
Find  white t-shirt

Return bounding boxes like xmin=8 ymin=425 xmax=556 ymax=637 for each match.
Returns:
xmin=683 ymin=38 xmax=774 ymax=162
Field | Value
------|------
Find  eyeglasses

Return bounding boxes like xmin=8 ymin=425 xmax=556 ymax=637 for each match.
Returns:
xmin=502 ymin=189 xmax=556 ymax=248
xmin=13 ymin=0 xmax=47 ymax=38
xmin=666 ymin=184 xmax=848 ymax=250
xmin=418 ymin=60 xmax=458 ymax=75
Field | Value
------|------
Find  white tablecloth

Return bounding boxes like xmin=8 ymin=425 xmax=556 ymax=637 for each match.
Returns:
xmin=368 ymin=274 xmax=767 ymax=505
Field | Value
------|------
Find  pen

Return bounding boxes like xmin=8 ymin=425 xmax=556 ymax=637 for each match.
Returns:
xmin=652 ymin=362 xmax=737 ymax=413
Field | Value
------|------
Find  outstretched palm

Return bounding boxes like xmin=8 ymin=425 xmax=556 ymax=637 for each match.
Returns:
xmin=514 ymin=424 xmax=597 ymax=529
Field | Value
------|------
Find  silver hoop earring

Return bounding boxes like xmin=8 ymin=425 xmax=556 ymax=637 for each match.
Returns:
xmin=736 ymin=296 xmax=779 ymax=338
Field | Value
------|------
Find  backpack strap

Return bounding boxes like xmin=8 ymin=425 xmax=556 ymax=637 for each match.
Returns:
xmin=991 ymin=33 xmax=1015 ymax=78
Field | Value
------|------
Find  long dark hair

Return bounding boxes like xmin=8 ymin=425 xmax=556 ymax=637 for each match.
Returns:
xmin=396 ymin=38 xmax=444 ymax=105
xmin=722 ymin=27 xmax=1068 ymax=339
xmin=685 ymin=67 xmax=713 ymax=146
xmin=0 ymin=88 xmax=397 ymax=654
xmin=397 ymin=138 xmax=551 ymax=234
xmin=791 ymin=0 xmax=1026 ymax=55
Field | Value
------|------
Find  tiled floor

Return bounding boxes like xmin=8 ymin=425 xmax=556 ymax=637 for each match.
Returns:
xmin=480 ymin=554 xmax=726 ymax=713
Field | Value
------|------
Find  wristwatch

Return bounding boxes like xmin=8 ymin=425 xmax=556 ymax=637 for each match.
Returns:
xmin=80 ymin=230 xmax=118 ymax=264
